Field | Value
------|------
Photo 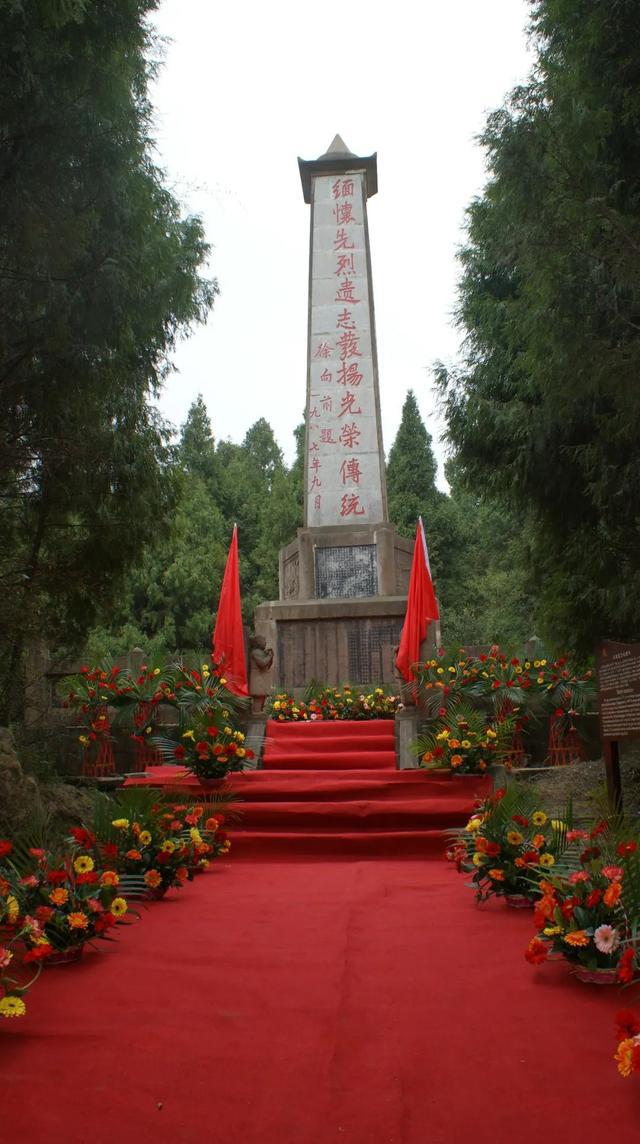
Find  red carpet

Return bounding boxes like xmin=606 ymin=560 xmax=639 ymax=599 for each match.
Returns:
xmin=128 ymin=719 xmax=491 ymax=858
xmin=1 ymin=860 xmax=638 ymax=1143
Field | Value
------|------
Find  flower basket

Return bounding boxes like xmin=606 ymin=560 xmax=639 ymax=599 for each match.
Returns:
xmin=573 ymin=965 xmax=619 ymax=985
xmin=505 ymin=893 xmax=535 ymax=909
xmin=45 ymin=944 xmax=84 ymax=966
xmin=148 ymin=885 xmax=168 ymax=900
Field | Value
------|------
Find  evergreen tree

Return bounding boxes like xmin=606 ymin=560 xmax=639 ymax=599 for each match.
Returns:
xmin=0 ymin=1 xmax=216 ymax=717
xmin=438 ymin=0 xmax=640 ymax=653
xmin=386 ymin=390 xmax=438 ymax=536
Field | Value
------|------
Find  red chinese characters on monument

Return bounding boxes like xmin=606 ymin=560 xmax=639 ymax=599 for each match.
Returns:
xmin=308 ymin=173 xmax=374 ymax=521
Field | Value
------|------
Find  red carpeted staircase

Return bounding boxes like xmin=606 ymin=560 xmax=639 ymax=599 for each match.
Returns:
xmin=227 ymin=718 xmax=490 ymax=858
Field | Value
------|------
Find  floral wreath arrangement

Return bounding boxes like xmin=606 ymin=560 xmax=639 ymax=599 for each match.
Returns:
xmin=61 ymin=658 xmax=252 ymax=779
xmin=413 ymin=645 xmax=595 ymax=769
xmin=448 ymin=785 xmax=572 ymax=904
xmin=524 ymin=823 xmax=640 ymax=983
xmin=270 ymin=684 xmax=401 ymax=722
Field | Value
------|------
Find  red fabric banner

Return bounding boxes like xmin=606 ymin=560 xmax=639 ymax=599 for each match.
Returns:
xmin=395 ymin=518 xmax=439 ymax=683
xmin=212 ymin=525 xmax=248 ymax=696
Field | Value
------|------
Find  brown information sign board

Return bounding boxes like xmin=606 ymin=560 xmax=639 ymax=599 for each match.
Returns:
xmin=597 ymin=641 xmax=640 ymax=742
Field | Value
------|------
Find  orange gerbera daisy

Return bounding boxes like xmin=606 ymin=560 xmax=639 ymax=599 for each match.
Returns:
xmin=67 ymin=912 xmax=89 ymax=930
xmin=615 ymin=1038 xmax=636 ymax=1078
xmin=563 ymin=930 xmax=590 ymax=947
xmin=604 ymin=881 xmax=622 ymax=907
xmin=49 ymin=888 xmax=69 ymax=906
xmin=100 ymin=870 xmax=119 ymax=887
xmin=144 ymin=870 xmax=162 ymax=889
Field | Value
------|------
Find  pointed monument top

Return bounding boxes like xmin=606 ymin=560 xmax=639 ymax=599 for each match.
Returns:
xmin=320 ymin=134 xmax=357 ymax=159
xmin=298 ymin=137 xmax=377 ymax=204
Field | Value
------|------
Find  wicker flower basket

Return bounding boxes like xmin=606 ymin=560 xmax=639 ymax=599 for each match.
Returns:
xmin=573 ymin=964 xmax=618 ymax=985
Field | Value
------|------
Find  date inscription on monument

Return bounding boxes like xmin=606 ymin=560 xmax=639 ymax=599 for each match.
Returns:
xmin=597 ymin=641 xmax=640 ymax=741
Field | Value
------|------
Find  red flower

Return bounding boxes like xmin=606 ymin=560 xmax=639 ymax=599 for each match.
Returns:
xmin=28 ymin=847 xmax=46 ymax=860
xmin=207 ymin=726 xmax=219 ymax=737
xmin=615 ymin=1009 xmax=640 ymax=1041
xmin=617 ymin=841 xmax=638 ymax=857
xmin=103 ymin=843 xmax=118 ymax=859
xmin=245 ymin=750 xmax=255 ymax=761
xmin=35 ymin=906 xmax=54 ymax=923
xmin=0 ymin=840 xmax=13 ymax=858
xmin=70 ymin=832 xmax=96 ymax=851
xmin=521 ymin=851 xmax=539 ymax=865
xmin=174 ymin=745 xmax=186 ymax=760
xmin=46 ymin=869 xmax=68 ymax=884
xmin=525 ymin=938 xmax=548 ymax=965
xmin=485 ymin=841 xmax=500 ymax=857
xmin=76 ymin=871 xmax=98 ymax=886
xmin=580 ymin=847 xmax=601 ymax=865
xmin=23 ymin=944 xmax=53 ymax=964
xmin=512 ymin=815 xmax=529 ymax=828
xmin=432 ymin=746 xmax=444 ymax=759
xmin=618 ymin=948 xmax=636 ymax=984
xmin=586 ymin=889 xmax=602 ymax=908
xmin=590 ymin=820 xmax=608 ymax=838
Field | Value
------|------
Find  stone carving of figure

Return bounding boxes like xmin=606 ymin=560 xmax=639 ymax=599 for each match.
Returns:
xmin=249 ymin=634 xmax=275 ymax=713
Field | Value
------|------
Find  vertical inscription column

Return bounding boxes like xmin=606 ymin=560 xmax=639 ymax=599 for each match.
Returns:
xmin=305 ymin=172 xmax=386 ymax=528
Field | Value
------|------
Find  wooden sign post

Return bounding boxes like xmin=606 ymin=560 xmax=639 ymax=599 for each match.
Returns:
xmin=596 ymin=641 xmax=640 ymax=811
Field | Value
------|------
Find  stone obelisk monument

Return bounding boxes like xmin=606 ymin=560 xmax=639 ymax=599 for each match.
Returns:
xmin=254 ymin=138 xmax=413 ymax=689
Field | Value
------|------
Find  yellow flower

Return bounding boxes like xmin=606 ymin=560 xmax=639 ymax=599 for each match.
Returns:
xmin=6 ymin=895 xmax=19 ymax=923
xmin=507 ymin=831 xmax=524 ymax=846
xmin=273 ymin=701 xmax=281 ymax=710
xmin=220 ymin=680 xmax=227 ymax=688
xmin=138 ymin=830 xmax=152 ymax=846
xmin=190 ymin=828 xmax=202 ymax=844
xmin=531 ymin=811 xmax=547 ymax=826
xmin=112 ymin=818 xmax=130 ymax=830
xmin=224 ymin=726 xmax=232 ymax=735
xmin=543 ymin=926 xmax=562 ymax=936
xmin=465 ymin=817 xmax=482 ymax=833
xmin=436 ymin=729 xmax=450 ymax=741
xmin=110 ymin=897 xmax=128 ymax=918
xmin=540 ymin=659 xmax=547 ymax=667
xmin=436 ymin=667 xmax=444 ymax=675
xmin=73 ymin=855 xmax=94 ymax=875
xmin=161 ymin=840 xmax=176 ymax=854
xmin=539 ymin=853 xmax=555 ymax=868
xmin=0 ymin=995 xmax=26 ymax=1019
xmin=460 ymin=740 xmax=471 ymax=749
xmin=182 ymin=730 xmax=195 ymax=741
xmin=485 ymin=728 xmax=497 ymax=740
xmin=78 ymin=734 xmax=90 ymax=746
xmin=236 ymin=748 xmax=246 ymax=758
xmin=515 ymin=666 xmax=522 ymax=674
xmin=448 ymin=667 xmax=456 ymax=674
xmin=472 ymin=852 xmax=485 ymax=866
xmin=153 ymin=667 xmax=161 ymax=676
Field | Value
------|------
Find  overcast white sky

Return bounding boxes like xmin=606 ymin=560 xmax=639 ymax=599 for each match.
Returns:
xmin=149 ymin=0 xmax=533 ymax=485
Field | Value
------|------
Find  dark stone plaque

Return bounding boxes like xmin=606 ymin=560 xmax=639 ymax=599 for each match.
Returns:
xmin=597 ymin=641 xmax=640 ymax=741
xmin=315 ymin=545 xmax=377 ymax=599
xmin=347 ymin=620 xmax=403 ymax=684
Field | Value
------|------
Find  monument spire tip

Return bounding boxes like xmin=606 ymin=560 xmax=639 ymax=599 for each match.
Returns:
xmin=322 ymin=134 xmax=355 ymax=159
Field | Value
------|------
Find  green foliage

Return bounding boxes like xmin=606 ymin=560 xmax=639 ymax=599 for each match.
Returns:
xmin=0 ymin=1 xmax=216 ymax=719
xmin=438 ymin=0 xmax=640 ymax=653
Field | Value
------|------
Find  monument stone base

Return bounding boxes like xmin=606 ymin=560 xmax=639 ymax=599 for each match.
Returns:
xmin=254 ymin=594 xmax=408 ymax=692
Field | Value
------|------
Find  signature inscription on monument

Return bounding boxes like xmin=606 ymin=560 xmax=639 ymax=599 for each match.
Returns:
xmin=597 ymin=641 xmax=640 ymax=741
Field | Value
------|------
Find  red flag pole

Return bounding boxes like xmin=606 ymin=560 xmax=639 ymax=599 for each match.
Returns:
xmin=395 ymin=518 xmax=440 ymax=685
xmin=212 ymin=524 xmax=248 ymax=696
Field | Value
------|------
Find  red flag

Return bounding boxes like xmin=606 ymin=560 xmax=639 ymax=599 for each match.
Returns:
xmin=396 ymin=518 xmax=440 ymax=683
xmin=212 ymin=525 xmax=248 ymax=696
